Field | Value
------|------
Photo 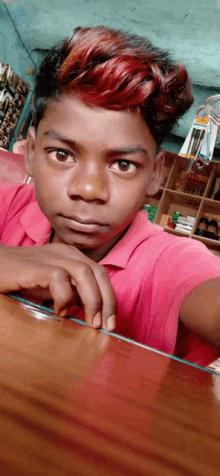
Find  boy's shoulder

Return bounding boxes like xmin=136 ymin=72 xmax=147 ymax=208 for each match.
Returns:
xmin=128 ymin=211 xmax=215 ymax=257
xmin=0 ymin=183 xmax=51 ymax=246
xmin=0 ymin=182 xmax=36 ymax=207
xmin=0 ymin=183 xmax=36 ymax=224
xmin=103 ymin=210 xmax=218 ymax=274
xmin=102 ymin=211 xmax=196 ymax=268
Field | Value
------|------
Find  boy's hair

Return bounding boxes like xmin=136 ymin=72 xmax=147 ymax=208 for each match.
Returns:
xmin=32 ymin=26 xmax=193 ymax=146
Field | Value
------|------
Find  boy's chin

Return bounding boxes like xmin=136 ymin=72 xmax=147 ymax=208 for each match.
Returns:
xmin=54 ymin=232 xmax=107 ymax=250
xmin=52 ymin=222 xmax=130 ymax=255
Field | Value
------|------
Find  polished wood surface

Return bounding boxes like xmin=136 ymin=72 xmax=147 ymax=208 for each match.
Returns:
xmin=0 ymin=295 xmax=220 ymax=475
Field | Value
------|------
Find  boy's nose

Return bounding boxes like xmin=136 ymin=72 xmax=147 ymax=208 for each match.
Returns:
xmin=67 ymin=170 xmax=110 ymax=202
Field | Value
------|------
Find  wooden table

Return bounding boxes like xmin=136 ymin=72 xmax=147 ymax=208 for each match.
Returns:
xmin=0 ymin=294 xmax=220 ymax=475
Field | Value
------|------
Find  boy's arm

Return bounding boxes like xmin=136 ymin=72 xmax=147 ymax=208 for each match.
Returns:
xmin=180 ymin=277 xmax=220 ymax=347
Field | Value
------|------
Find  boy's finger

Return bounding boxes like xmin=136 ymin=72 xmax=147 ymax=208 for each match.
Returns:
xmin=47 ymin=266 xmax=77 ymax=315
xmin=92 ymin=267 xmax=117 ymax=332
xmin=68 ymin=261 xmax=103 ymax=327
xmin=61 ymin=257 xmax=116 ymax=330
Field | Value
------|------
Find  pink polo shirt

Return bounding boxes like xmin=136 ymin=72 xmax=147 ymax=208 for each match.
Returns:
xmin=1 ymin=183 xmax=220 ymax=366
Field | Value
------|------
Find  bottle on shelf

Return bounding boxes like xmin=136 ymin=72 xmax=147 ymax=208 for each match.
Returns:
xmin=206 ymin=216 xmax=219 ymax=240
xmin=174 ymin=178 xmax=184 ymax=192
xmin=214 ymin=190 xmax=220 ymax=201
xmin=195 ymin=214 xmax=209 ymax=237
xmin=212 ymin=177 xmax=220 ymax=200
xmin=185 ymin=171 xmax=208 ymax=196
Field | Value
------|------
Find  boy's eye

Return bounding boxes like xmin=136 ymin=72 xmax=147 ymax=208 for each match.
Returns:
xmin=48 ymin=150 xmax=75 ymax=163
xmin=111 ymin=160 xmax=137 ymax=173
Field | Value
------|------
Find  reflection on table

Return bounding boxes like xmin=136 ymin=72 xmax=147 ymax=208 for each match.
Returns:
xmin=0 ymin=294 xmax=220 ymax=475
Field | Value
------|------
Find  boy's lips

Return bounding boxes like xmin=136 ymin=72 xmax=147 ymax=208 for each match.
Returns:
xmin=61 ymin=215 xmax=106 ymax=233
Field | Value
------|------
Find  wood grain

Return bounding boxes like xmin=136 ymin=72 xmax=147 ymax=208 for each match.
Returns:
xmin=0 ymin=294 xmax=220 ymax=475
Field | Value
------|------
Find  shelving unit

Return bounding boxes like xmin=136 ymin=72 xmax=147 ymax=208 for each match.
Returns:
xmin=144 ymin=151 xmax=220 ymax=257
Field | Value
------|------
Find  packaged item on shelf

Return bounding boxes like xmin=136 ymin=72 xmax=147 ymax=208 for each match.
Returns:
xmin=195 ymin=214 xmax=209 ymax=237
xmin=159 ymin=214 xmax=171 ymax=227
xmin=148 ymin=214 xmax=157 ymax=223
xmin=179 ymin=107 xmax=219 ymax=169
xmin=0 ymin=62 xmax=7 ymax=88
xmin=0 ymin=61 xmax=30 ymax=150
xmin=206 ymin=216 xmax=219 ymax=240
xmin=178 ymin=220 xmax=193 ymax=228
xmin=186 ymin=215 xmax=196 ymax=224
xmin=142 ymin=204 xmax=158 ymax=223
xmin=5 ymin=65 xmax=18 ymax=97
xmin=167 ymin=220 xmax=176 ymax=229
xmin=175 ymin=225 xmax=184 ymax=231
xmin=186 ymin=216 xmax=196 ymax=231
xmin=142 ymin=204 xmax=150 ymax=212
xmin=175 ymin=226 xmax=190 ymax=234
xmin=176 ymin=217 xmax=193 ymax=233
xmin=177 ymin=217 xmax=187 ymax=224
xmin=172 ymin=211 xmax=182 ymax=223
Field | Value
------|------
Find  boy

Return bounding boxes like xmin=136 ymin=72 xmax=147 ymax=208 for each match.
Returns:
xmin=1 ymin=26 xmax=220 ymax=366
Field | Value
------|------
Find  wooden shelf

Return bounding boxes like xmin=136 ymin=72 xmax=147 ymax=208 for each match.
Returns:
xmin=204 ymin=198 xmax=220 ymax=204
xmin=191 ymin=234 xmax=220 ymax=249
xmin=142 ymin=151 xmax=220 ymax=257
xmin=166 ymin=189 xmax=202 ymax=200
xmin=164 ymin=226 xmax=191 ymax=238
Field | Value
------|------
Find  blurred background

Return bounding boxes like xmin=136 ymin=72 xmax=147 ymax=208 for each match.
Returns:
xmin=0 ymin=0 xmax=220 ymax=155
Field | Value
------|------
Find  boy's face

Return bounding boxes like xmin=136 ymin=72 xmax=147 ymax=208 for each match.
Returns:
xmin=25 ymin=95 xmax=163 ymax=260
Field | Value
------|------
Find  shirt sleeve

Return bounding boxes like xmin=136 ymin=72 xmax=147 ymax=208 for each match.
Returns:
xmin=148 ymin=237 xmax=220 ymax=358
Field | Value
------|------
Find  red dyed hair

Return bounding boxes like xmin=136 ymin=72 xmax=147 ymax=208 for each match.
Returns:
xmin=33 ymin=26 xmax=193 ymax=145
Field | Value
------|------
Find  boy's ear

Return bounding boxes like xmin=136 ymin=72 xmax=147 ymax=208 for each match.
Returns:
xmin=24 ymin=126 xmax=36 ymax=177
xmin=146 ymin=148 xmax=165 ymax=196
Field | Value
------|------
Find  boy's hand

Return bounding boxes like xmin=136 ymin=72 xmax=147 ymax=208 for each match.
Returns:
xmin=0 ymin=244 xmax=116 ymax=331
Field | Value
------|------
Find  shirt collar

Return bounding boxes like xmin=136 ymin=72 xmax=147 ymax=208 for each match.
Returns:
xmin=20 ymin=200 xmax=52 ymax=245
xmin=100 ymin=211 xmax=164 ymax=269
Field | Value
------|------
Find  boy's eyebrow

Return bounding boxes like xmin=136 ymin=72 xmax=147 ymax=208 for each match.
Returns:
xmin=43 ymin=130 xmax=150 ymax=159
xmin=106 ymin=146 xmax=149 ymax=159
xmin=43 ymin=130 xmax=83 ymax=152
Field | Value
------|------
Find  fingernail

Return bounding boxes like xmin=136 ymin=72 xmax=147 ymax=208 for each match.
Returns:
xmin=93 ymin=312 xmax=101 ymax=328
xmin=60 ymin=309 xmax=68 ymax=317
xmin=107 ymin=315 xmax=116 ymax=332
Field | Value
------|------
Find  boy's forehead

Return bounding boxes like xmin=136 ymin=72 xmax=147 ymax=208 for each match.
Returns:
xmin=38 ymin=95 xmax=157 ymax=156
